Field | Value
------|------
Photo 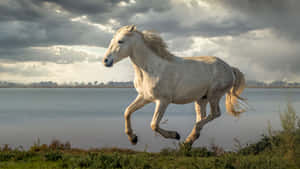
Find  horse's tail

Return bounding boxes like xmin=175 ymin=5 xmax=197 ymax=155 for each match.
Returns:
xmin=225 ymin=67 xmax=247 ymax=117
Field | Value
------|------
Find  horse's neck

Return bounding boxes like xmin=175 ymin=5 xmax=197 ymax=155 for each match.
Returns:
xmin=130 ymin=44 xmax=167 ymax=78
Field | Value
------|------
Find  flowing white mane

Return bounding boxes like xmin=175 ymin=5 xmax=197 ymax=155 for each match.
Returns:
xmin=140 ymin=31 xmax=176 ymax=61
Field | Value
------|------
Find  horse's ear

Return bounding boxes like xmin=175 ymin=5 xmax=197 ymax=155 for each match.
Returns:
xmin=129 ymin=25 xmax=136 ymax=32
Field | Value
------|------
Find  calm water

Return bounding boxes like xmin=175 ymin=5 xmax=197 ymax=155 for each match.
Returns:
xmin=0 ymin=88 xmax=300 ymax=152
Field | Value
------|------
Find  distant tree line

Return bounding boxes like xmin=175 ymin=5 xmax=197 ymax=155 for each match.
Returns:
xmin=246 ymin=80 xmax=300 ymax=88
xmin=0 ymin=81 xmax=134 ymax=88
xmin=0 ymin=80 xmax=299 ymax=88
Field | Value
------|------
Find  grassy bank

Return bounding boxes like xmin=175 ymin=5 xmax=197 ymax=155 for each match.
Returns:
xmin=0 ymin=104 xmax=299 ymax=169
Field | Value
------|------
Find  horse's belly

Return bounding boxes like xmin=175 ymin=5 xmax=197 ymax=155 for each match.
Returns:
xmin=172 ymin=97 xmax=198 ymax=104
xmin=172 ymin=85 xmax=208 ymax=104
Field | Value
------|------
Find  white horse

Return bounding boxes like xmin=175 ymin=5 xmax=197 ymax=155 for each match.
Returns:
xmin=103 ymin=25 xmax=247 ymax=146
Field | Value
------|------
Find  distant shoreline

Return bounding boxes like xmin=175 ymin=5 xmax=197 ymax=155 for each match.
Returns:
xmin=1 ymin=80 xmax=300 ymax=88
xmin=0 ymin=86 xmax=134 ymax=88
xmin=0 ymin=86 xmax=300 ymax=88
xmin=246 ymin=86 xmax=300 ymax=88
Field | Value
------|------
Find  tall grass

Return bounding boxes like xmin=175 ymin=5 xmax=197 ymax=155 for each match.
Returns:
xmin=271 ymin=103 xmax=299 ymax=164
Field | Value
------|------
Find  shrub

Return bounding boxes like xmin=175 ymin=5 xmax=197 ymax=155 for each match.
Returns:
xmin=44 ymin=151 xmax=63 ymax=161
xmin=0 ymin=152 xmax=14 ymax=161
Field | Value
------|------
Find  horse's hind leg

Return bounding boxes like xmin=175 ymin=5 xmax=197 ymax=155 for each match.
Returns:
xmin=150 ymin=100 xmax=180 ymax=140
xmin=185 ymin=99 xmax=208 ymax=145
xmin=184 ymin=97 xmax=221 ymax=145
xmin=124 ymin=95 xmax=150 ymax=145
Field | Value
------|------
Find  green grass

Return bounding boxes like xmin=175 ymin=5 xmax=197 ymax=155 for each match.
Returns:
xmin=0 ymin=149 xmax=297 ymax=169
xmin=0 ymin=104 xmax=299 ymax=169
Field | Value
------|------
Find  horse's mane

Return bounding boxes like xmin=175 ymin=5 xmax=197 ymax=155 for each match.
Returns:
xmin=140 ymin=30 xmax=176 ymax=61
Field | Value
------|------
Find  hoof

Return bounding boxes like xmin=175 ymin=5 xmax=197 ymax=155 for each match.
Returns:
xmin=175 ymin=132 xmax=180 ymax=140
xmin=181 ymin=142 xmax=192 ymax=150
xmin=130 ymin=135 xmax=138 ymax=145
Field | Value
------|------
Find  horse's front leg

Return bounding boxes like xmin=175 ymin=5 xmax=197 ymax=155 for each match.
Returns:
xmin=124 ymin=95 xmax=150 ymax=145
xmin=150 ymin=100 xmax=180 ymax=140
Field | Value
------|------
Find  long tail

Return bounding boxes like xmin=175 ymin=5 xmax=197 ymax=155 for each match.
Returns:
xmin=226 ymin=67 xmax=247 ymax=117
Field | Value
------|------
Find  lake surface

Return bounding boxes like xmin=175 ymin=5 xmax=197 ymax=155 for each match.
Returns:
xmin=0 ymin=88 xmax=299 ymax=152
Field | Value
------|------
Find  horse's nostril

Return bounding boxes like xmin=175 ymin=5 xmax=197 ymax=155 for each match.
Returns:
xmin=104 ymin=58 xmax=108 ymax=63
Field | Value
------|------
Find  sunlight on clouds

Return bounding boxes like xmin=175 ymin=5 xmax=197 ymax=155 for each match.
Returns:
xmin=0 ymin=59 xmax=134 ymax=84
xmin=70 ymin=16 xmax=119 ymax=33
xmin=44 ymin=1 xmax=70 ymax=16
xmin=129 ymin=0 xmax=136 ymax=4
xmin=172 ymin=36 xmax=227 ymax=59
xmin=29 ymin=46 xmax=90 ymax=64
xmin=71 ymin=15 xmax=88 ymax=22
xmin=55 ymin=9 xmax=61 ymax=14
xmin=69 ymin=45 xmax=106 ymax=57
xmin=0 ymin=45 xmax=132 ymax=83
xmin=30 ymin=45 xmax=107 ymax=64
xmin=118 ymin=0 xmax=137 ymax=7
xmin=176 ymin=0 xmax=210 ymax=9
xmin=118 ymin=1 xmax=129 ymax=7
xmin=0 ymin=62 xmax=51 ymax=82
xmin=0 ymin=44 xmax=135 ymax=83
xmin=55 ymin=59 xmax=134 ymax=83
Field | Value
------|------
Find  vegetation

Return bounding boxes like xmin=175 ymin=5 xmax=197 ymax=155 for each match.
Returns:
xmin=0 ymin=104 xmax=299 ymax=169
xmin=1 ymin=80 xmax=300 ymax=88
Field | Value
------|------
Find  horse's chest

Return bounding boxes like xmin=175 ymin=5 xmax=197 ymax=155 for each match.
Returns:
xmin=134 ymin=75 xmax=167 ymax=101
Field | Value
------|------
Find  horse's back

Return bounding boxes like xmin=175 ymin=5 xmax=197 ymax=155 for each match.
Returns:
xmin=183 ymin=56 xmax=217 ymax=64
xmin=182 ymin=56 xmax=234 ymax=97
xmin=182 ymin=56 xmax=231 ymax=75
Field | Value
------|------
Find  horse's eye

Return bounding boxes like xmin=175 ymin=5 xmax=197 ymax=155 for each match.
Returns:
xmin=118 ymin=40 xmax=124 ymax=44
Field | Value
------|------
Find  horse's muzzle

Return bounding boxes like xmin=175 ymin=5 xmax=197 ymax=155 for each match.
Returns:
xmin=103 ymin=58 xmax=113 ymax=67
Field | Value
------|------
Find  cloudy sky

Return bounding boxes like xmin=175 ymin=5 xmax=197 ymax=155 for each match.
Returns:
xmin=0 ymin=0 xmax=299 ymax=83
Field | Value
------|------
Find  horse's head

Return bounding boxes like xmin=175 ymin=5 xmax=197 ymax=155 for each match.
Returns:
xmin=103 ymin=25 xmax=140 ymax=67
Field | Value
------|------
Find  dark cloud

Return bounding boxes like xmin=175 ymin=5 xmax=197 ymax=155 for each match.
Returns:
xmin=0 ymin=0 xmax=45 ymax=22
xmin=162 ymin=17 xmax=255 ymax=38
xmin=0 ymin=46 xmax=98 ymax=64
xmin=131 ymin=0 xmax=300 ymax=41
xmin=0 ymin=15 xmax=112 ymax=50
xmin=208 ymin=29 xmax=300 ymax=81
xmin=213 ymin=0 xmax=300 ymax=40
xmin=2 ymin=0 xmax=299 ymax=48
xmin=43 ymin=0 xmax=121 ymax=15
xmin=129 ymin=3 xmax=257 ymax=40
xmin=0 ymin=0 xmax=172 ymax=48
xmin=41 ymin=0 xmax=172 ymax=24
xmin=84 ymin=0 xmax=173 ymax=28
xmin=0 ymin=0 xmax=299 ymax=81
